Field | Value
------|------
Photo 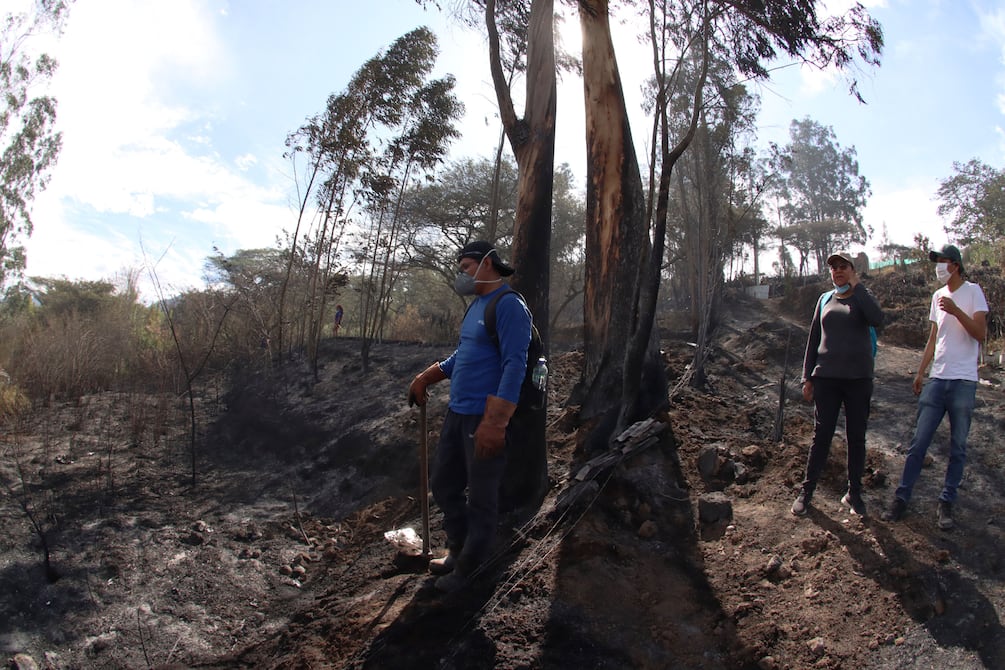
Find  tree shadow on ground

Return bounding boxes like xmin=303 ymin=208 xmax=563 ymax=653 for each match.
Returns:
xmin=353 ymin=528 xmax=526 ymax=669
xmin=0 ymin=559 xmax=95 ymax=653
xmin=812 ymin=512 xmax=1005 ymax=668
xmin=537 ymin=439 xmax=751 ymax=670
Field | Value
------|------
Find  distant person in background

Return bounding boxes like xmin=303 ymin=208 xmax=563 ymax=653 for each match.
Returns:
xmin=792 ymin=252 xmax=884 ymax=518
xmin=333 ymin=304 xmax=344 ymax=335
xmin=882 ymin=244 xmax=988 ymax=529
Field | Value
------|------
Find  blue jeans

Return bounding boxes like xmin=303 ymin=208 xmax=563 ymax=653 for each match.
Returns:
xmin=430 ymin=410 xmax=507 ymax=567
xmin=895 ymin=379 xmax=977 ymax=504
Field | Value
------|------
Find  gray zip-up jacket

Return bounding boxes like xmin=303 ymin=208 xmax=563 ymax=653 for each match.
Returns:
xmin=802 ymin=283 xmax=885 ymax=382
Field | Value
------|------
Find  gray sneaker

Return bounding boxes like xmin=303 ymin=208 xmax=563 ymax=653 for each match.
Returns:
xmin=791 ymin=490 xmax=811 ymax=517
xmin=881 ymin=497 xmax=907 ymax=522
xmin=937 ymin=500 xmax=954 ymax=530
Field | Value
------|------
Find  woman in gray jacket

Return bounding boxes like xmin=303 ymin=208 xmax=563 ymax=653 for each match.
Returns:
xmin=792 ymin=252 xmax=884 ymax=517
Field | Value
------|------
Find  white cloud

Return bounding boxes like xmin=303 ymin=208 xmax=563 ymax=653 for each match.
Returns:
xmin=235 ymin=153 xmax=258 ymax=171
xmin=47 ymin=0 xmax=227 ymax=206
xmin=863 ymin=180 xmax=948 ymax=252
xmin=22 ymin=0 xmax=292 ymax=294
xmin=979 ymin=7 xmax=1005 ymax=116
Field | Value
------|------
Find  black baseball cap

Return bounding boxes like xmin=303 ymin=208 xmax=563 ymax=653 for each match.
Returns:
xmin=457 ymin=241 xmax=514 ymax=276
xmin=928 ymin=244 xmax=964 ymax=272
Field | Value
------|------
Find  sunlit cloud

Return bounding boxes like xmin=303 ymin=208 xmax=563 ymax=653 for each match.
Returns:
xmin=21 ymin=0 xmax=292 ymax=297
xmin=864 ymin=180 xmax=948 ymax=250
xmin=980 ymin=7 xmax=1005 ymax=117
xmin=235 ymin=154 xmax=258 ymax=171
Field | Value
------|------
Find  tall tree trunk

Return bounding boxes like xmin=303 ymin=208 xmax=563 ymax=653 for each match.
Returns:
xmin=576 ymin=0 xmax=666 ymax=440
xmin=486 ymin=0 xmax=556 ymax=512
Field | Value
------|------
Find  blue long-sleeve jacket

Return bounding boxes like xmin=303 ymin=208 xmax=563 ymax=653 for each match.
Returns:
xmin=439 ymin=286 xmax=532 ymax=414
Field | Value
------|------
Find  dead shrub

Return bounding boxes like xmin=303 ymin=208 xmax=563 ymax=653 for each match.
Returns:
xmin=387 ymin=303 xmax=452 ymax=343
xmin=0 ymin=378 xmax=29 ymax=425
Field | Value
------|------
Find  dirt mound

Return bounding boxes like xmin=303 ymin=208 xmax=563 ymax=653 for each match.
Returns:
xmin=2 ymin=289 xmax=1003 ymax=669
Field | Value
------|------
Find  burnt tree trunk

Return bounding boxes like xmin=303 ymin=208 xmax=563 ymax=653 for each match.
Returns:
xmin=487 ymin=0 xmax=556 ymax=511
xmin=576 ymin=0 xmax=666 ymax=443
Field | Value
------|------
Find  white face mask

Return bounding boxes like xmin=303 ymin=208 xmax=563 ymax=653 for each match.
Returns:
xmin=935 ymin=262 xmax=952 ymax=284
xmin=453 ymin=253 xmax=502 ymax=296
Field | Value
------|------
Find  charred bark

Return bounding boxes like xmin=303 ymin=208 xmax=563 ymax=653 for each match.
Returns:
xmin=487 ymin=0 xmax=557 ymax=511
xmin=576 ymin=0 xmax=667 ymax=439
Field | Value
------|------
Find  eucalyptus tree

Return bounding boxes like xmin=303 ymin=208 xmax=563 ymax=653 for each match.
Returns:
xmin=404 ymin=156 xmax=520 ymax=292
xmin=1 ymin=1 xmax=70 ymax=288
xmin=352 ymin=72 xmax=463 ymax=371
xmin=770 ymin=117 xmax=871 ymax=273
xmin=408 ymin=0 xmax=561 ymax=510
xmin=479 ymin=0 xmax=557 ymax=349
xmin=548 ymin=162 xmax=586 ymax=332
xmin=734 ymin=154 xmax=771 ymax=283
xmin=281 ymin=27 xmax=451 ymax=370
xmin=483 ymin=0 xmax=570 ymax=510
xmin=578 ymin=0 xmax=882 ymax=434
xmin=936 ymin=159 xmax=1005 ymax=250
xmin=774 ymin=220 xmax=822 ymax=276
xmin=401 ymin=154 xmax=584 ymax=337
xmin=204 ymin=247 xmax=294 ymax=358
xmin=663 ymin=54 xmax=760 ymax=389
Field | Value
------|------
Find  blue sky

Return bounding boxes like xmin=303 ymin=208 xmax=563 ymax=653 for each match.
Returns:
xmin=14 ymin=0 xmax=1005 ymax=297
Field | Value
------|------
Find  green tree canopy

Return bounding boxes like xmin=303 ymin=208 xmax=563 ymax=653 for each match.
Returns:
xmin=1 ymin=1 xmax=70 ymax=287
xmin=936 ymin=158 xmax=1005 ymax=246
xmin=771 ymin=118 xmax=871 ymax=273
xmin=30 ymin=277 xmax=116 ymax=317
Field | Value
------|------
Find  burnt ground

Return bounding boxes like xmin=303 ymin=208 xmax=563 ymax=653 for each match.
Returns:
xmin=1 ymin=277 xmax=1004 ymax=670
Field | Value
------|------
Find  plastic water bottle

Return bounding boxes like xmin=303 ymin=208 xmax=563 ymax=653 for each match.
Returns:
xmin=531 ymin=356 xmax=548 ymax=392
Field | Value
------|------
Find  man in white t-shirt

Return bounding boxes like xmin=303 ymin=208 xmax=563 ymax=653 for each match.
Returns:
xmin=882 ymin=244 xmax=988 ymax=529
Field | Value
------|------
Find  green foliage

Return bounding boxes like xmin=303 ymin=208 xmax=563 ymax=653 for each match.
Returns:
xmin=404 ymin=156 xmax=519 ymax=281
xmin=0 ymin=1 xmax=70 ymax=287
xmin=719 ymin=0 xmax=883 ymax=103
xmin=877 ymin=242 xmax=914 ymax=263
xmin=936 ymin=158 xmax=1005 ymax=246
xmin=663 ymin=50 xmax=760 ymax=337
xmin=202 ymin=247 xmax=297 ymax=354
xmin=30 ymin=277 xmax=116 ymax=315
xmin=912 ymin=233 xmax=932 ymax=262
xmin=1 ymin=276 xmax=176 ymax=400
xmin=770 ymin=118 xmax=871 ymax=273
xmin=400 ymin=156 xmax=586 ymax=329
xmin=280 ymin=27 xmax=462 ymax=370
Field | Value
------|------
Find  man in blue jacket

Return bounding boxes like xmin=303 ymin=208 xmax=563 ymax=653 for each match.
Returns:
xmin=408 ymin=241 xmax=532 ymax=592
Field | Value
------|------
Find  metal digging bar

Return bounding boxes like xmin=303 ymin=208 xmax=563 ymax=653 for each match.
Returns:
xmin=419 ymin=404 xmax=431 ymax=560
xmin=388 ymin=404 xmax=434 ymax=571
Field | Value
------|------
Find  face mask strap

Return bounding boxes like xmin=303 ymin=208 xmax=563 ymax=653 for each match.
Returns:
xmin=464 ymin=252 xmax=502 ymax=285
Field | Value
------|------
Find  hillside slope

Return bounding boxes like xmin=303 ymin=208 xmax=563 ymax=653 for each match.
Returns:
xmin=2 ymin=270 xmax=1003 ymax=669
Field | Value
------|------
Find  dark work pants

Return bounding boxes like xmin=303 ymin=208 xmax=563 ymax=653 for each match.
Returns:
xmin=802 ymin=377 xmax=873 ymax=496
xmin=430 ymin=410 xmax=507 ymax=570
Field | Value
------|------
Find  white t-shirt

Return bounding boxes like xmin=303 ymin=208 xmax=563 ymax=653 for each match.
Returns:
xmin=928 ymin=280 xmax=989 ymax=381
